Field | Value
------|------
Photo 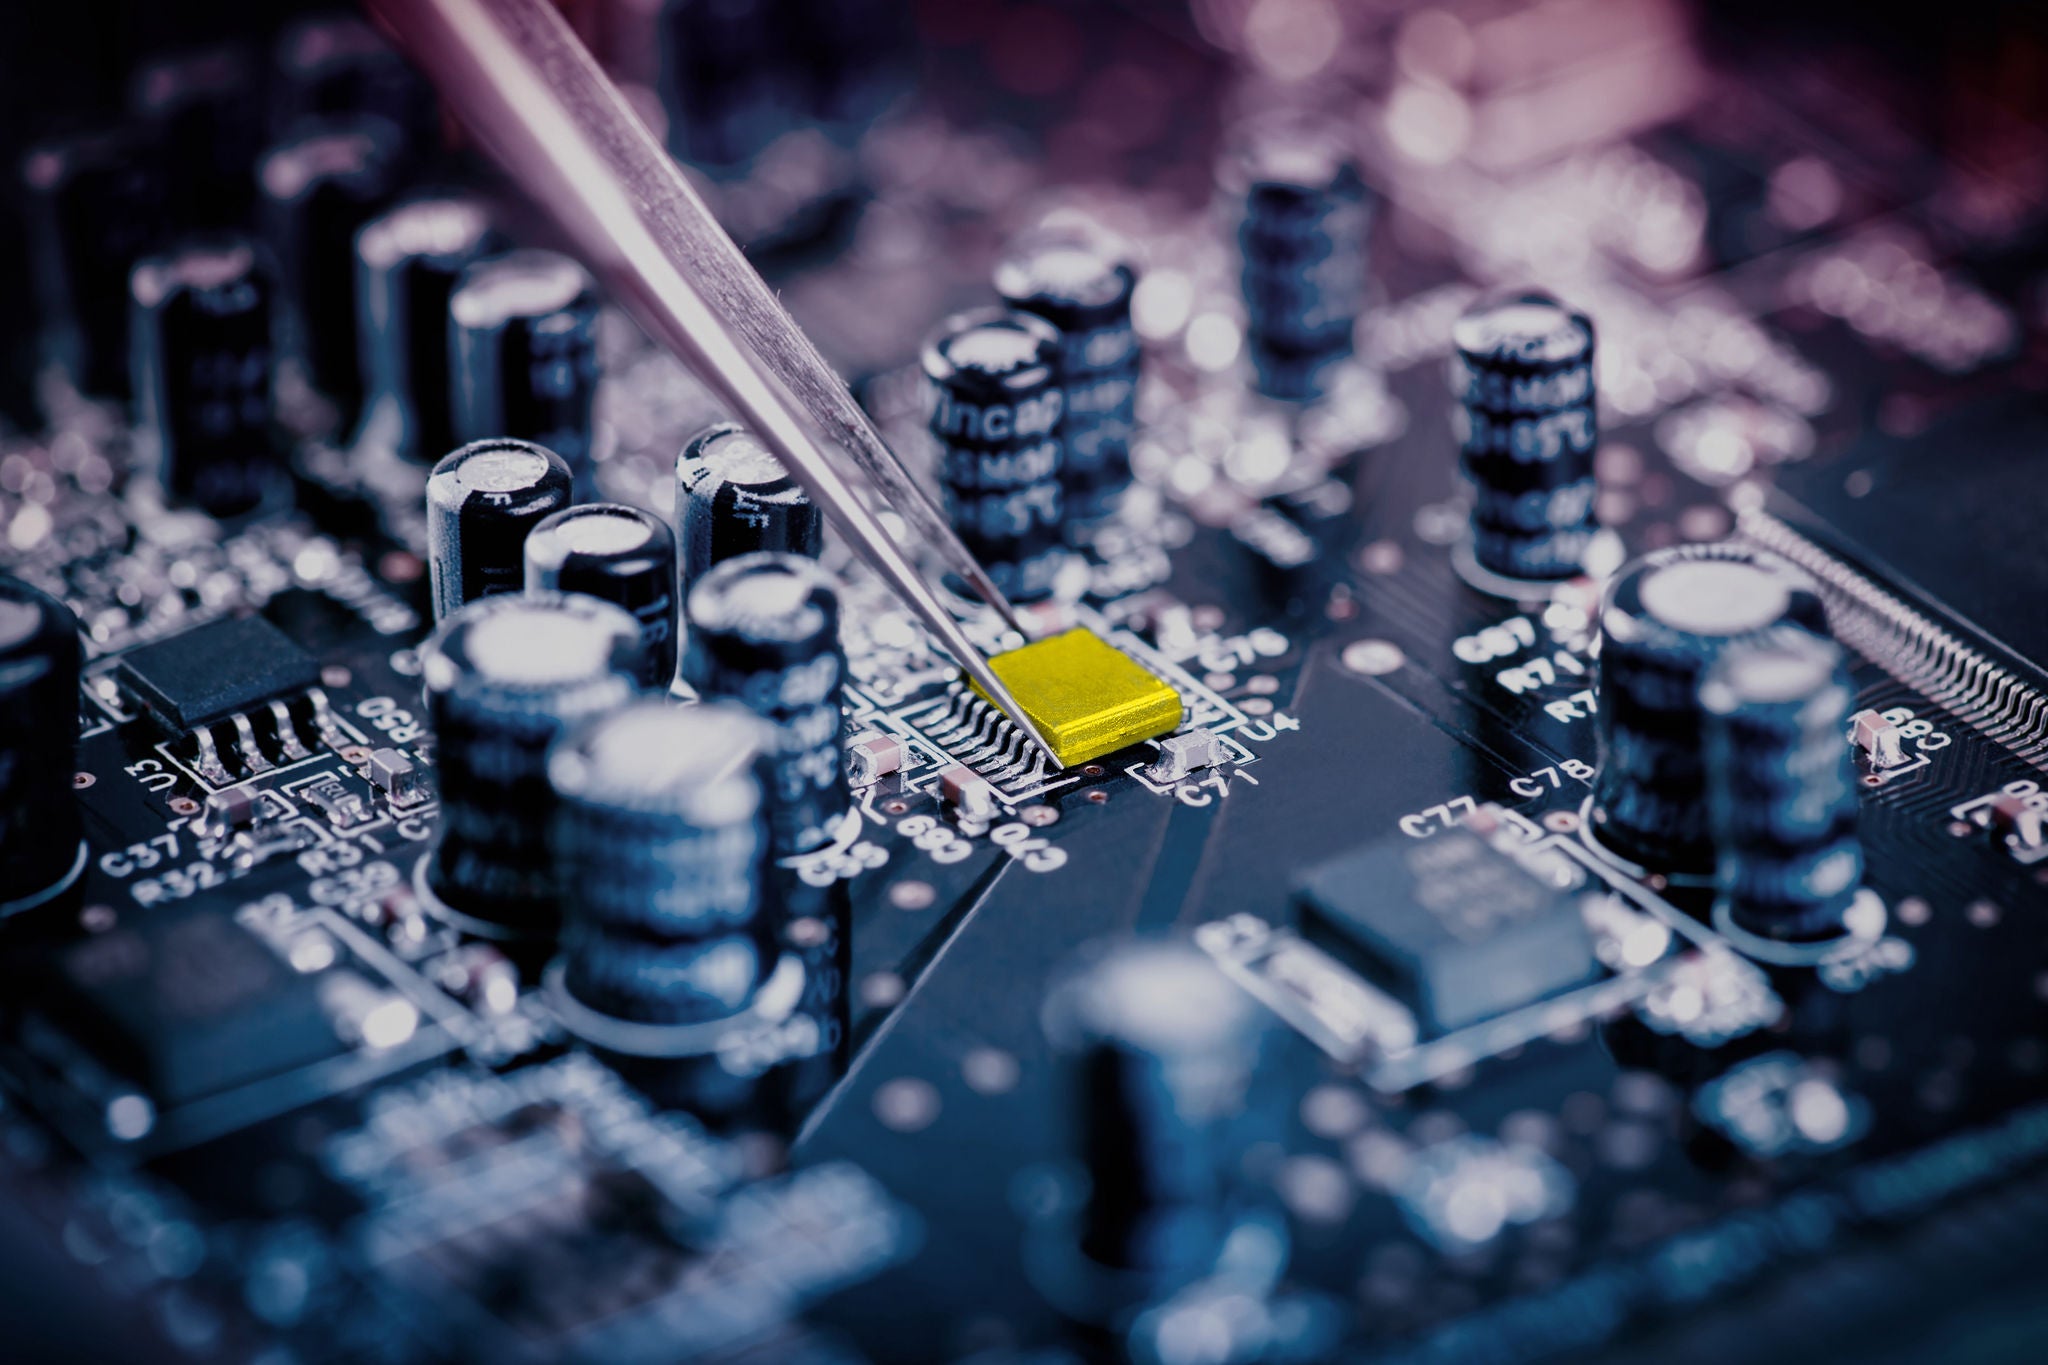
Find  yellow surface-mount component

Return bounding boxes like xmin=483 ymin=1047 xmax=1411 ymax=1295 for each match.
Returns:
xmin=969 ymin=627 xmax=1185 ymax=769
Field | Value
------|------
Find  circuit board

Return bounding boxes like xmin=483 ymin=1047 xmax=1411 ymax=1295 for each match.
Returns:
xmin=3 ymin=2 xmax=2048 ymax=1363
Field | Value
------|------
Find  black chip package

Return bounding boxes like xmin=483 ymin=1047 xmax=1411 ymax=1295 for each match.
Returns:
xmin=1773 ymin=396 xmax=2048 ymax=680
xmin=116 ymin=614 xmax=320 ymax=731
xmin=1296 ymin=827 xmax=1600 ymax=1034
xmin=41 ymin=909 xmax=342 ymax=1106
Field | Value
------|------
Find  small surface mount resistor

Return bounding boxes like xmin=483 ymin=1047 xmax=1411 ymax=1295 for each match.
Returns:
xmin=1976 ymin=793 xmax=2047 ymax=852
xmin=846 ymin=731 xmax=905 ymax=787
xmin=1145 ymin=730 xmax=1227 ymax=784
xmin=366 ymin=747 xmax=423 ymax=804
xmin=1846 ymin=708 xmax=1907 ymax=769
xmin=938 ymin=764 xmax=1001 ymax=822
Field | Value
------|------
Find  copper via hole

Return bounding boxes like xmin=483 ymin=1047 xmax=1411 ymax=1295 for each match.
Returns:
xmin=1086 ymin=791 xmax=1108 ymax=804
xmin=168 ymin=796 xmax=200 ymax=815
xmin=883 ymin=799 xmax=910 ymax=815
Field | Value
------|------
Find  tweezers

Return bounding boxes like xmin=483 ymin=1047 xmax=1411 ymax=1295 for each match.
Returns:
xmin=365 ymin=0 xmax=1060 ymax=767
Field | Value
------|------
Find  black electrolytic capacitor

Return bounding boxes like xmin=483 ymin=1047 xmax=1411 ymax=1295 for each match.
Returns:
xmin=271 ymin=15 xmax=439 ymax=159
xmin=995 ymin=225 xmax=1140 ymax=528
xmin=1452 ymin=289 xmax=1600 ymax=583
xmin=1590 ymin=544 xmax=1830 ymax=873
xmin=427 ymin=438 xmax=574 ymax=622
xmin=420 ymin=592 xmax=640 ymax=937
xmin=451 ymin=248 xmax=602 ymax=485
xmin=778 ymin=0 xmax=911 ymax=135
xmin=921 ymin=307 xmax=1068 ymax=603
xmin=131 ymin=239 xmax=281 ymax=519
xmin=22 ymin=127 xmax=168 ymax=400
xmin=0 ymin=214 xmax=31 ymax=429
xmin=523 ymin=503 xmax=679 ymax=689
xmin=353 ymin=194 xmax=497 ymax=462
xmin=0 ymin=577 xmax=85 ymax=915
xmin=258 ymin=116 xmax=404 ymax=433
xmin=1037 ymin=939 xmax=1279 ymax=1315
xmin=1703 ymin=634 xmax=1865 ymax=945
xmin=551 ymin=699 xmax=774 ymax=1024
xmin=1226 ymin=112 xmax=1369 ymax=402
xmin=655 ymin=0 xmax=791 ymax=170
xmin=130 ymin=42 xmax=262 ymax=232
xmin=684 ymin=552 xmax=849 ymax=860
xmin=674 ymin=422 xmax=823 ymax=593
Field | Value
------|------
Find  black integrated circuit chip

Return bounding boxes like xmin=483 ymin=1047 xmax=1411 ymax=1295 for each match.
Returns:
xmin=115 ymin=614 xmax=320 ymax=731
xmin=39 ymin=909 xmax=342 ymax=1106
xmin=1296 ymin=827 xmax=1600 ymax=1034
xmin=1773 ymin=396 xmax=2048 ymax=679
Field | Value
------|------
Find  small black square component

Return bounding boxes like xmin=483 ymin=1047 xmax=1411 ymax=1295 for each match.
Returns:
xmin=1297 ymin=828 xmax=1598 ymax=1034
xmin=44 ymin=909 xmax=342 ymax=1105
xmin=116 ymin=614 xmax=320 ymax=730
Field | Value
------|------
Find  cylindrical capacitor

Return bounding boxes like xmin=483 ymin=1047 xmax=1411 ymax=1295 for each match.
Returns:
xmin=130 ymin=239 xmax=280 ymax=518
xmin=1226 ymin=113 xmax=1369 ymax=402
xmin=523 ymin=503 xmax=679 ymax=689
xmin=779 ymin=0 xmax=910 ymax=135
xmin=1589 ymin=544 xmax=1829 ymax=873
xmin=674 ymin=422 xmax=823 ymax=594
xmin=353 ymin=194 xmax=496 ymax=462
xmin=0 ymin=577 xmax=85 ymax=914
xmin=130 ymin=43 xmax=261 ymax=232
xmin=1702 ymin=634 xmax=1864 ymax=944
xmin=1039 ymin=939 xmax=1277 ymax=1302
xmin=684 ymin=552 xmax=849 ymax=860
xmin=258 ymin=116 xmax=404 ymax=433
xmin=654 ymin=0 xmax=791 ymax=171
xmin=428 ymin=438 xmax=575 ymax=623
xmin=994 ymin=226 xmax=1139 ymax=528
xmin=1452 ymin=289 xmax=1600 ymax=582
xmin=0 ymin=218 xmax=31 ymax=429
xmin=551 ymin=699 xmax=773 ymax=1023
xmin=420 ymin=592 xmax=640 ymax=936
xmin=450 ymin=248 xmax=602 ymax=486
xmin=921 ymin=308 xmax=1067 ymax=604
xmin=22 ymin=127 xmax=167 ymax=400
xmin=271 ymin=15 xmax=439 ymax=159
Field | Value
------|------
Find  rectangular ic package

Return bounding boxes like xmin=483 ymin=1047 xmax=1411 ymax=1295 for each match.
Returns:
xmin=971 ymin=627 xmax=1183 ymax=769
xmin=1297 ymin=827 xmax=1599 ymax=1034
xmin=41 ymin=909 xmax=343 ymax=1107
xmin=1771 ymin=397 xmax=2048 ymax=674
xmin=116 ymin=614 xmax=320 ymax=731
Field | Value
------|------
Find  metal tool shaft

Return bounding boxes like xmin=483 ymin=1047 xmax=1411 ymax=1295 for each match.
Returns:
xmin=365 ymin=0 xmax=1057 ymax=765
